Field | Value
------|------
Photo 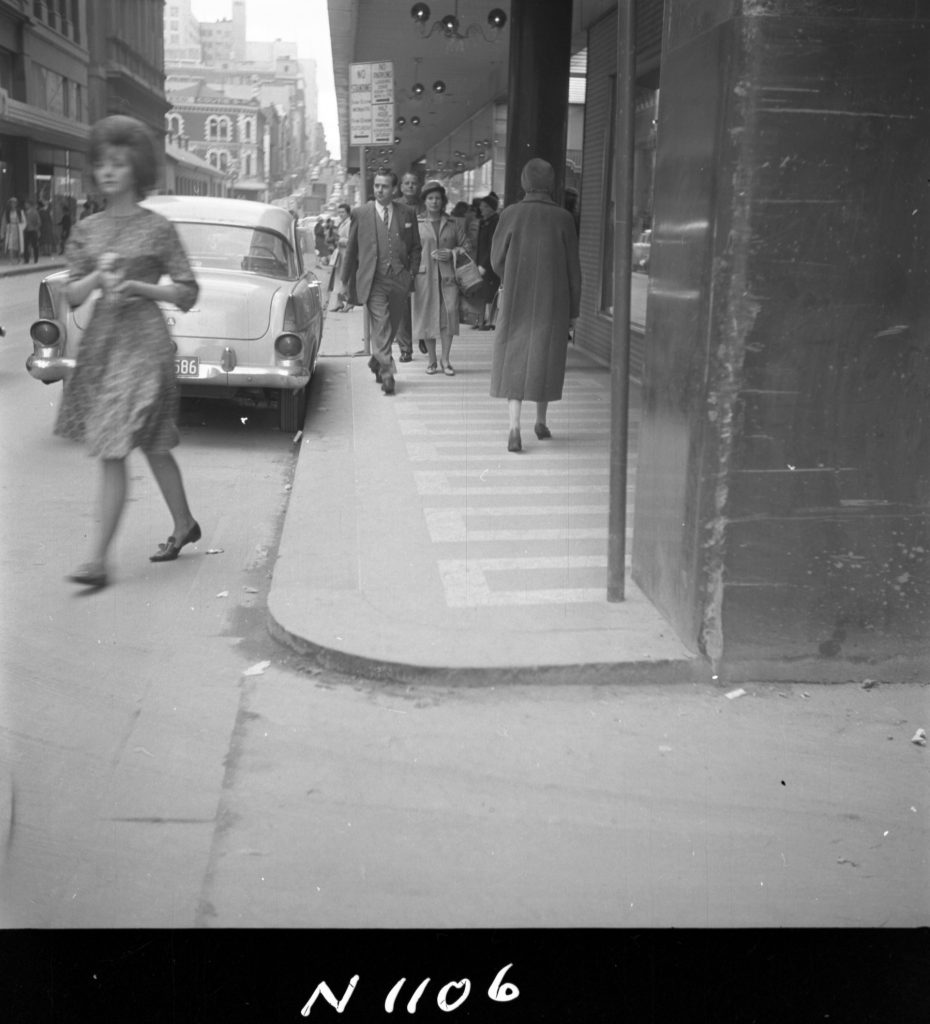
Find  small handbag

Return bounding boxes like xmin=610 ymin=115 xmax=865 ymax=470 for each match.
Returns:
xmin=453 ymin=250 xmax=485 ymax=298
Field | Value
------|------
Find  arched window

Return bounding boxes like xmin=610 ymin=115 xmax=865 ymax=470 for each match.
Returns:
xmin=167 ymin=113 xmax=183 ymax=137
xmin=219 ymin=151 xmax=229 ymax=172
xmin=218 ymin=118 xmax=229 ymax=141
xmin=243 ymin=119 xmax=251 ymax=142
xmin=208 ymin=150 xmax=219 ymax=168
xmin=206 ymin=117 xmax=219 ymax=141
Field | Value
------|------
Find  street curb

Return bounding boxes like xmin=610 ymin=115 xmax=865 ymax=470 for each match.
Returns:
xmin=265 ymin=611 xmax=710 ymax=688
xmin=0 ymin=261 xmax=66 ymax=279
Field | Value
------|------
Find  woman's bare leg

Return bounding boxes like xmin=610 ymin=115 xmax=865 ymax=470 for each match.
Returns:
xmin=145 ymin=450 xmax=196 ymax=538
xmin=425 ymin=337 xmax=438 ymax=368
xmin=86 ymin=457 xmax=128 ymax=569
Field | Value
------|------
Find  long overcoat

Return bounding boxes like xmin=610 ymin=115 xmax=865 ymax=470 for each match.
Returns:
xmin=412 ymin=212 xmax=467 ymax=341
xmin=489 ymin=193 xmax=581 ymax=402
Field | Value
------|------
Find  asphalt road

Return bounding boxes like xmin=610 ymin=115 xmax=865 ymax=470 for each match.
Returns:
xmin=1 ymin=275 xmax=927 ymax=933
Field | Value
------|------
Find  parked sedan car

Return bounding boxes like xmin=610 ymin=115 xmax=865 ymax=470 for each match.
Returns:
xmin=26 ymin=195 xmax=324 ymax=432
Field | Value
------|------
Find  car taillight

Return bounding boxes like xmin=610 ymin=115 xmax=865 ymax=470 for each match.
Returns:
xmin=30 ymin=320 xmax=61 ymax=346
xmin=274 ymin=333 xmax=302 ymax=358
xmin=282 ymin=297 xmax=298 ymax=332
xmin=38 ymin=283 xmax=56 ymax=320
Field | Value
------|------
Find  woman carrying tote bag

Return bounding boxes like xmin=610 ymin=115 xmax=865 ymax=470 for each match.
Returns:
xmin=412 ymin=180 xmax=470 ymax=376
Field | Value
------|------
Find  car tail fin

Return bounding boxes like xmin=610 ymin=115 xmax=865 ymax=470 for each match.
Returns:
xmin=283 ymin=297 xmax=298 ymax=332
xmin=38 ymin=282 xmax=56 ymax=320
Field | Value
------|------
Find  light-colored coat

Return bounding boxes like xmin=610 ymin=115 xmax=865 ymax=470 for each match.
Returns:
xmin=489 ymin=193 xmax=582 ymax=402
xmin=341 ymin=199 xmax=421 ymax=305
xmin=412 ymin=212 xmax=467 ymax=341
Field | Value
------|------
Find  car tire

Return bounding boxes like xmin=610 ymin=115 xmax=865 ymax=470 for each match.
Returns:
xmin=279 ymin=386 xmax=308 ymax=433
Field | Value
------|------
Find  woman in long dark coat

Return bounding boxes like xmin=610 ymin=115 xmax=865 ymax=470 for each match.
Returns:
xmin=490 ymin=158 xmax=582 ymax=452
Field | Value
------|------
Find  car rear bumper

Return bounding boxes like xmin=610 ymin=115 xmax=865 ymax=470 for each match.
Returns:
xmin=176 ymin=362 xmax=310 ymax=391
xmin=26 ymin=353 xmax=310 ymax=391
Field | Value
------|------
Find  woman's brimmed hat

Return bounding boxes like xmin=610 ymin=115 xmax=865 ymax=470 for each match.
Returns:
xmin=421 ymin=179 xmax=447 ymax=200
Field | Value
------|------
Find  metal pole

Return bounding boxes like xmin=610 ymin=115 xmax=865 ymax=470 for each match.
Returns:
xmin=359 ymin=146 xmax=371 ymax=355
xmin=607 ymin=0 xmax=636 ymax=602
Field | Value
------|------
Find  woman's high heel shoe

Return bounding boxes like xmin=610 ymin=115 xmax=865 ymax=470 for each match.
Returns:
xmin=507 ymin=429 xmax=522 ymax=453
xmin=150 ymin=521 xmax=202 ymax=562
xmin=534 ymin=422 xmax=552 ymax=440
xmin=67 ymin=563 xmax=108 ymax=587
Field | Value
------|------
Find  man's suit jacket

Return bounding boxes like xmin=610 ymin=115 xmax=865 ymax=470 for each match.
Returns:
xmin=341 ymin=199 xmax=422 ymax=305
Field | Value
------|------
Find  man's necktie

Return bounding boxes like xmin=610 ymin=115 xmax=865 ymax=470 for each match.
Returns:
xmin=382 ymin=205 xmax=389 ymax=228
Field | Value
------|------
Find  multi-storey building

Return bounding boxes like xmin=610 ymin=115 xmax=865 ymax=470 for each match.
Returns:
xmin=164 ymin=1 xmax=313 ymax=201
xmin=1 ymin=0 xmax=168 ymax=225
xmin=165 ymin=82 xmax=268 ymax=200
xmin=85 ymin=0 xmax=167 ymax=138
xmin=0 ymin=0 xmax=90 ymax=218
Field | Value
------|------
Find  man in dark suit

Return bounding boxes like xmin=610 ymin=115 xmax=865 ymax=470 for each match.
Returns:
xmin=342 ymin=169 xmax=422 ymax=395
xmin=395 ymin=171 xmax=422 ymax=362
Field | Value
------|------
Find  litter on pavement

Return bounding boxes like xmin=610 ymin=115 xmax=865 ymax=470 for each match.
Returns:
xmin=243 ymin=660 xmax=271 ymax=677
xmin=911 ymin=728 xmax=927 ymax=746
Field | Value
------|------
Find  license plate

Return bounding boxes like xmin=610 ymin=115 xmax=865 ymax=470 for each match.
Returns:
xmin=175 ymin=356 xmax=199 ymax=377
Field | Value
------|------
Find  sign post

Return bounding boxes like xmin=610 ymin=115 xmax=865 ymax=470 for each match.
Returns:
xmin=349 ymin=62 xmax=395 ymax=357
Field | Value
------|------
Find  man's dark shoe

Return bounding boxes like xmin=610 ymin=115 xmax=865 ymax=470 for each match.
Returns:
xmin=399 ymin=352 xmax=413 ymax=363
xmin=367 ymin=355 xmax=383 ymax=383
xmin=381 ymin=378 xmax=396 ymax=395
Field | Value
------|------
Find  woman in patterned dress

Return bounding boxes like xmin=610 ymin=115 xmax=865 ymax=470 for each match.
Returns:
xmin=56 ymin=116 xmax=201 ymax=588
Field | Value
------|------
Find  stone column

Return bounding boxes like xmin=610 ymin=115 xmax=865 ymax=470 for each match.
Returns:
xmin=503 ymin=0 xmax=573 ymax=204
xmin=632 ymin=0 xmax=930 ymax=680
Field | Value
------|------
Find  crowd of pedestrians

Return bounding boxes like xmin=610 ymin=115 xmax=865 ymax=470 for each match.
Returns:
xmin=1 ymin=195 xmax=89 ymax=264
xmin=339 ymin=158 xmax=581 ymax=451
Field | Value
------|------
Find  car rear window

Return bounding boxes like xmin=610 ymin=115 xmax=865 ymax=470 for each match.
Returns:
xmin=174 ymin=222 xmax=298 ymax=279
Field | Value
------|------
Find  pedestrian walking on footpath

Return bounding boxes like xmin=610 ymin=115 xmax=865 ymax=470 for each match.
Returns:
xmin=328 ymin=203 xmax=353 ymax=311
xmin=341 ymin=168 xmax=422 ymax=395
xmin=38 ymin=201 xmax=55 ymax=256
xmin=1 ymin=198 xmax=24 ymax=264
xmin=490 ymin=158 xmax=581 ymax=453
xmin=58 ymin=203 xmax=72 ymax=254
xmin=55 ymin=115 xmax=202 ymax=589
xmin=22 ymin=201 xmax=40 ymax=263
xmin=412 ymin=180 xmax=468 ymax=376
xmin=473 ymin=192 xmax=501 ymax=330
xmin=395 ymin=171 xmax=422 ymax=362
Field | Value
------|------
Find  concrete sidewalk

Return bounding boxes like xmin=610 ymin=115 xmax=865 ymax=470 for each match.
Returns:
xmin=0 ymin=255 xmax=66 ymax=278
xmin=267 ymin=295 xmax=701 ymax=684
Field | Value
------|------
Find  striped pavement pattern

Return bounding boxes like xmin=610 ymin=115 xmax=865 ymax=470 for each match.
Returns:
xmin=392 ymin=335 xmax=638 ymax=609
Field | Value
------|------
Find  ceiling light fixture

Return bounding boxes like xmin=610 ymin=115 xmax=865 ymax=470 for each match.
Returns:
xmin=411 ymin=2 xmax=507 ymax=51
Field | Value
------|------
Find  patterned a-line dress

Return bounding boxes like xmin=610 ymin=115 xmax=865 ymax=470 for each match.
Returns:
xmin=54 ymin=208 xmax=198 ymax=458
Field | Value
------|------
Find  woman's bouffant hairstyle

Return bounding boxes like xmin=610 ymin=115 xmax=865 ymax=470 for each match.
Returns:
xmin=89 ymin=115 xmax=160 ymax=198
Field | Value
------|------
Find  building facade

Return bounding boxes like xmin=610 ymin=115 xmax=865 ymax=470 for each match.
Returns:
xmin=84 ymin=0 xmax=168 ymax=140
xmin=165 ymin=84 xmax=267 ymax=199
xmin=165 ymin=134 xmax=228 ymax=197
xmin=0 ymin=0 xmax=90 ymax=222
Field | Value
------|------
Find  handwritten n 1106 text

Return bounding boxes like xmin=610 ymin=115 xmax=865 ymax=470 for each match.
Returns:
xmin=300 ymin=963 xmax=519 ymax=1015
